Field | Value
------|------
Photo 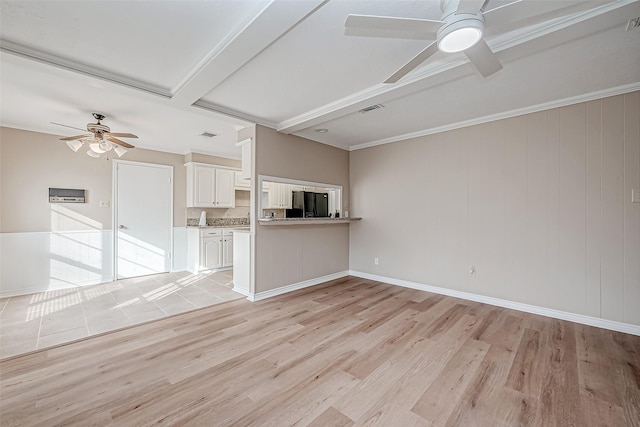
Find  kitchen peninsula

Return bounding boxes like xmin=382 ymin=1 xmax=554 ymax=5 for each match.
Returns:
xmin=258 ymin=217 xmax=361 ymax=225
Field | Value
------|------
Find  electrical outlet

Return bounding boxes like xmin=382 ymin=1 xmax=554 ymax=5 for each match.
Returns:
xmin=469 ymin=265 xmax=476 ymax=278
xmin=99 ymin=200 xmax=110 ymax=208
xmin=374 ymin=257 xmax=379 ymax=265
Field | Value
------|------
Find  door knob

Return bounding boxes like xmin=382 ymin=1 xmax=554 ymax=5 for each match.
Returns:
xmin=119 ymin=225 xmax=126 ymax=229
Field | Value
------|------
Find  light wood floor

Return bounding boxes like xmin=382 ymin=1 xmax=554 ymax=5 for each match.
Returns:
xmin=1 ymin=277 xmax=639 ymax=426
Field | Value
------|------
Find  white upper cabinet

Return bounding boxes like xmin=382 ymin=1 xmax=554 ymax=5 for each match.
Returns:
xmin=193 ymin=165 xmax=215 ymax=206
xmin=238 ymin=138 xmax=251 ymax=180
xmin=215 ymin=168 xmax=235 ymax=208
xmin=235 ymin=170 xmax=250 ymax=190
xmin=263 ymin=182 xmax=292 ymax=209
xmin=186 ymin=163 xmax=236 ymax=208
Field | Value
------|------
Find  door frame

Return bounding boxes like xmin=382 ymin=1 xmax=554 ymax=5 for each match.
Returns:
xmin=112 ymin=159 xmax=174 ymax=280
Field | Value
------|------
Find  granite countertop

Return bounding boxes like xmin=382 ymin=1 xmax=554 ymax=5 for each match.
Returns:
xmin=258 ymin=217 xmax=361 ymax=225
xmin=186 ymin=225 xmax=250 ymax=229
xmin=186 ymin=217 xmax=249 ymax=228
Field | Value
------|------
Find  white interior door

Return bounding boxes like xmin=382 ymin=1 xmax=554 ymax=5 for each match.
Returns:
xmin=115 ymin=161 xmax=172 ymax=279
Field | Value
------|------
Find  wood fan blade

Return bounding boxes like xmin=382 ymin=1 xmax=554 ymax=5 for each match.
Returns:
xmin=106 ymin=136 xmax=135 ymax=149
xmin=59 ymin=134 xmax=92 ymax=141
xmin=464 ymin=39 xmax=502 ymax=77
xmin=107 ymin=132 xmax=138 ymax=139
xmin=345 ymin=15 xmax=442 ymax=40
xmin=384 ymin=41 xmax=439 ymax=84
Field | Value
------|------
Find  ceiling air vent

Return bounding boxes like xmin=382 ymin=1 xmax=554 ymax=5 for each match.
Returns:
xmin=626 ymin=16 xmax=640 ymax=31
xmin=200 ymin=131 xmax=217 ymax=138
xmin=358 ymin=104 xmax=385 ymax=113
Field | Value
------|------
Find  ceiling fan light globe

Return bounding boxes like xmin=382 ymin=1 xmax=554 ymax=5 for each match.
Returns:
xmin=98 ymin=140 xmax=112 ymax=152
xmin=89 ymin=142 xmax=106 ymax=154
xmin=87 ymin=150 xmax=100 ymax=158
xmin=436 ymin=16 xmax=484 ymax=53
xmin=113 ymin=145 xmax=128 ymax=157
xmin=66 ymin=140 xmax=83 ymax=152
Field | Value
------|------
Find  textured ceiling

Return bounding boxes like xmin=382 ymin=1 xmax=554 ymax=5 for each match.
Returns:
xmin=1 ymin=0 xmax=639 ymax=158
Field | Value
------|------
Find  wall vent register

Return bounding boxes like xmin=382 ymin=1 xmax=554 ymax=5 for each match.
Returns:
xmin=49 ymin=188 xmax=86 ymax=203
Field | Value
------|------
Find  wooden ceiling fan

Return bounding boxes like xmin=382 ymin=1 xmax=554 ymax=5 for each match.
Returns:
xmin=58 ymin=113 xmax=137 ymax=157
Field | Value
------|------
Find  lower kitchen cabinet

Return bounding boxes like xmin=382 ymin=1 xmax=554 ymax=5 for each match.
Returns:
xmin=222 ymin=234 xmax=233 ymax=267
xmin=187 ymin=228 xmax=234 ymax=273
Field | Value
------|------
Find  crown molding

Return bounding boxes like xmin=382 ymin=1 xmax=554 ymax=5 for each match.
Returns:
xmin=0 ymin=39 xmax=172 ymax=98
xmin=191 ymin=100 xmax=277 ymax=129
xmin=349 ymin=82 xmax=640 ymax=151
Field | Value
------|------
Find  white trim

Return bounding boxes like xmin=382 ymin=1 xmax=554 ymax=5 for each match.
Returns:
xmin=247 ymin=271 xmax=350 ymax=302
xmin=258 ymin=174 xmax=342 ymax=190
xmin=0 ymin=40 xmax=171 ymax=98
xmin=232 ymin=286 xmax=252 ymax=298
xmin=257 ymin=175 xmax=343 ymax=218
xmin=235 ymin=138 xmax=252 ymax=147
xmin=348 ymin=271 xmax=640 ymax=336
xmin=113 ymin=160 xmax=174 ymax=280
xmin=349 ymin=83 xmax=640 ymax=151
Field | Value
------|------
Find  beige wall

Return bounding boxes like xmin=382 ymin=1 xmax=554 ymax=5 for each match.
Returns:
xmin=0 ymin=127 xmax=241 ymax=233
xmin=254 ymin=125 xmax=350 ymax=293
xmin=349 ymin=91 xmax=640 ymax=326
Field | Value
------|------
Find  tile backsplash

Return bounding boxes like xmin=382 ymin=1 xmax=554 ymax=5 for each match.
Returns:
xmin=186 ymin=217 xmax=249 ymax=227
xmin=186 ymin=191 xmax=250 ymax=226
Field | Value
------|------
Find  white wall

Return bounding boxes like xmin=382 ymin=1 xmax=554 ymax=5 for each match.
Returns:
xmin=0 ymin=228 xmax=187 ymax=297
xmin=349 ymin=92 xmax=640 ymax=327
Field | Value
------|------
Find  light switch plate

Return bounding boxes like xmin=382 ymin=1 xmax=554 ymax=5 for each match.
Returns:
xmin=633 ymin=189 xmax=640 ymax=204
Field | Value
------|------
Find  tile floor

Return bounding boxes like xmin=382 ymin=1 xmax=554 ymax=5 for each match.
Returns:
xmin=0 ymin=270 xmax=244 ymax=360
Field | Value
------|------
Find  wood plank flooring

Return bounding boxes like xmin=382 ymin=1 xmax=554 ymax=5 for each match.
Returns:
xmin=1 ymin=277 xmax=639 ymax=426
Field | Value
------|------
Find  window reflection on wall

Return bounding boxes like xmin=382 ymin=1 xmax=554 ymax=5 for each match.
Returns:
xmin=49 ymin=204 xmax=108 ymax=289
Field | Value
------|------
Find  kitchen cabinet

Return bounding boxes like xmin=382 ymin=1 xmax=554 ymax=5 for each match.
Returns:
xmin=186 ymin=163 xmax=236 ymax=208
xmin=232 ymin=230 xmax=251 ymax=296
xmin=263 ymin=182 xmax=292 ymax=209
xmin=222 ymin=232 xmax=233 ymax=267
xmin=238 ymin=138 xmax=251 ymax=179
xmin=187 ymin=228 xmax=234 ymax=273
xmin=215 ymin=168 xmax=235 ymax=207
xmin=202 ymin=232 xmax=223 ymax=269
xmin=235 ymin=170 xmax=250 ymax=190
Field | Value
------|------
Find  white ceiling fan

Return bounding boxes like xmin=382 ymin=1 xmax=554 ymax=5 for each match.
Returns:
xmin=345 ymin=0 xmax=610 ymax=83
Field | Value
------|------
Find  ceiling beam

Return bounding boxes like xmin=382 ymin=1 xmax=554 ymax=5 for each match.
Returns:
xmin=276 ymin=0 xmax=632 ymax=134
xmin=170 ymin=0 xmax=329 ymax=108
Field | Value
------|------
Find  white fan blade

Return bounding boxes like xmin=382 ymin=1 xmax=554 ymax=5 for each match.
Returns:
xmin=457 ymin=0 xmax=486 ymax=15
xmin=464 ymin=39 xmax=502 ymax=77
xmin=483 ymin=0 xmax=610 ymax=31
xmin=384 ymin=41 xmax=439 ymax=83
xmin=345 ymin=27 xmax=435 ymax=40
xmin=345 ymin=15 xmax=442 ymax=40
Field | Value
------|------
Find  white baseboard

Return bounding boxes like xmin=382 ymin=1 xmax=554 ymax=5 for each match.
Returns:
xmin=249 ymin=271 xmax=350 ymax=302
xmin=348 ymin=271 xmax=640 ymax=336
